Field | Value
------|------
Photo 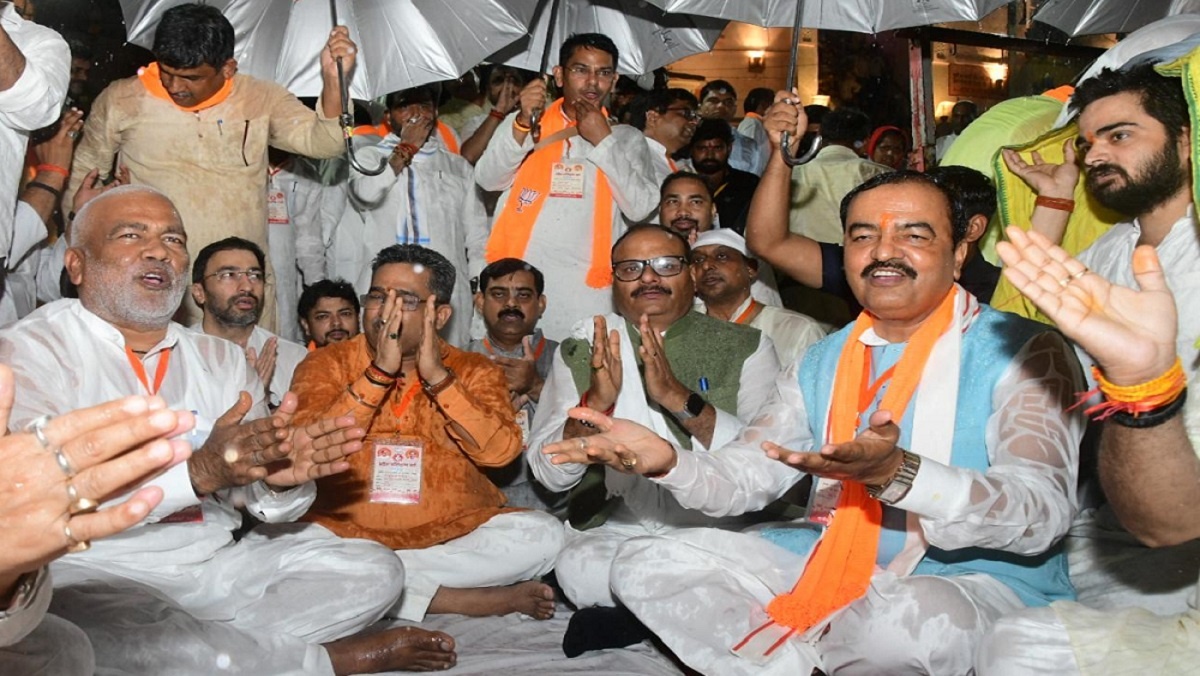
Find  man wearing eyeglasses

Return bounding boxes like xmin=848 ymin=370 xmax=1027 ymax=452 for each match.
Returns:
xmin=628 ymin=88 xmax=698 ymax=187
xmin=190 ymin=237 xmax=307 ymax=410
xmin=526 ymin=224 xmax=779 ymax=655
xmin=697 ymin=80 xmax=767 ymax=176
xmin=292 ymin=243 xmax=563 ymax=635
xmin=477 ymin=32 xmax=659 ymax=341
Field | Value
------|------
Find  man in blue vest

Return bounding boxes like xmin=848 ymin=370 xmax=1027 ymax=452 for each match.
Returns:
xmin=542 ymin=111 xmax=1085 ymax=673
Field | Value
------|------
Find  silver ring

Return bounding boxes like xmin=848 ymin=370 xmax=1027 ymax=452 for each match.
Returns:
xmin=63 ymin=523 xmax=90 ymax=553
xmin=66 ymin=481 xmax=78 ymax=503
xmin=250 ymin=450 xmax=263 ymax=466
xmin=1057 ymin=275 xmax=1072 ymax=288
xmin=25 ymin=414 xmax=52 ymax=448
xmin=1070 ymin=268 xmax=1087 ymax=280
xmin=67 ymin=130 xmax=79 ymax=139
xmin=578 ymin=437 xmax=586 ymax=451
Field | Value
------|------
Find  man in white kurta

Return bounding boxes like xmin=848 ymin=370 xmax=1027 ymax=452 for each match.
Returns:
xmin=0 ymin=2 xmax=68 ymax=249
xmin=350 ymin=86 xmax=486 ymax=347
xmin=475 ymin=34 xmax=658 ymax=341
xmin=527 ymin=225 xmax=781 ymax=612
xmin=630 ymin=88 xmax=698 ymax=192
xmin=546 ymin=171 xmax=1084 ymax=675
xmin=0 ymin=186 xmax=456 ymax=675
xmin=691 ymin=229 xmax=825 ymax=369
xmin=189 ymin=237 xmax=309 ymax=409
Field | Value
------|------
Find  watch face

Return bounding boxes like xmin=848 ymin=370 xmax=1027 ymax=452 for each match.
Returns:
xmin=686 ymin=392 xmax=706 ymax=416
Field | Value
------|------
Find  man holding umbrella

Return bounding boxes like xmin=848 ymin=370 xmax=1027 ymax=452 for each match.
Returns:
xmin=66 ymin=3 xmax=354 ymax=331
xmin=476 ymin=33 xmax=659 ymax=341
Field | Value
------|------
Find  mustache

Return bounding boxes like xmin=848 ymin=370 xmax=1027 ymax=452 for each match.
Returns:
xmin=861 ymin=260 xmax=917 ymax=279
xmin=498 ymin=308 xmax=525 ymax=320
xmin=230 ymin=293 xmax=260 ymax=305
xmin=670 ymin=217 xmax=698 ymax=228
xmin=633 ymin=285 xmax=672 ymax=297
xmin=1086 ymin=163 xmax=1129 ymax=182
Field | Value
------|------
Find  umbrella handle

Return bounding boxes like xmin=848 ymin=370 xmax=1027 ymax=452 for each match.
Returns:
xmin=780 ymin=132 xmax=821 ymax=167
xmin=332 ymin=52 xmax=387 ymax=176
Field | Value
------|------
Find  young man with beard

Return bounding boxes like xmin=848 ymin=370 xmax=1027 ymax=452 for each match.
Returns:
xmin=0 ymin=186 xmax=458 ymax=674
xmin=690 ymin=119 xmax=760 ymax=235
xmin=348 ymin=84 xmax=486 ymax=347
xmin=467 ymin=257 xmax=565 ymax=513
xmin=190 ymin=237 xmax=307 ymax=409
xmin=527 ymin=225 xmax=780 ymax=655
xmin=476 ymin=33 xmax=659 ymax=340
xmin=298 ymin=278 xmax=361 ymax=349
xmin=1002 ymin=64 xmax=1199 ymax=430
xmin=691 ymin=229 xmax=825 ymax=368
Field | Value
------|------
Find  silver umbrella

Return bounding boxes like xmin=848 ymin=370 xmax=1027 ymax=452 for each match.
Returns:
xmin=1033 ymin=0 xmax=1200 ymax=37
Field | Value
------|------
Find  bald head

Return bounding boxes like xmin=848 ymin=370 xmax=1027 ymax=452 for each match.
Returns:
xmin=69 ymin=185 xmax=182 ymax=247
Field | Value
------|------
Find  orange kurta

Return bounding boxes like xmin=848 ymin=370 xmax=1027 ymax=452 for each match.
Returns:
xmin=292 ymin=335 xmax=522 ymax=549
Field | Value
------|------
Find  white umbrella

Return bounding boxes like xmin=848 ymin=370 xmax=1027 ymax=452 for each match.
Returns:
xmin=490 ymin=0 xmax=728 ymax=76
xmin=645 ymin=0 xmax=1012 ymax=34
xmin=1033 ymin=0 xmax=1200 ymax=37
xmin=120 ymin=0 xmax=540 ymax=99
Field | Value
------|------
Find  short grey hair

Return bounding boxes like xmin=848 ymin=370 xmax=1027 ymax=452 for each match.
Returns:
xmin=68 ymin=184 xmax=181 ymax=248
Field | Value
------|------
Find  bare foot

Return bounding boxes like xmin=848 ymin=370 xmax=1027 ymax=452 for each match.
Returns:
xmin=429 ymin=580 xmax=557 ymax=619
xmin=325 ymin=626 xmax=456 ymax=673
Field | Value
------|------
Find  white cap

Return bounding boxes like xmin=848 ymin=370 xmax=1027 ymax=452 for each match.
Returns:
xmin=691 ymin=228 xmax=751 ymax=258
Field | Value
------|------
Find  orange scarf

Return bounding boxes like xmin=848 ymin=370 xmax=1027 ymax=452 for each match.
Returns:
xmin=754 ymin=289 xmax=957 ymax=643
xmin=138 ymin=62 xmax=233 ymax=112
xmin=485 ymin=99 xmax=615 ymax=288
xmin=437 ymin=121 xmax=460 ymax=155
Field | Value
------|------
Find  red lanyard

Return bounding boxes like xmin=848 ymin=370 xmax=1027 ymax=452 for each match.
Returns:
xmin=390 ymin=380 xmax=423 ymax=420
xmin=125 ymin=346 xmax=172 ymax=395
xmin=482 ymin=335 xmax=546 ymax=360
xmin=732 ymin=299 xmax=762 ymax=325
xmin=856 ymin=350 xmax=896 ymax=428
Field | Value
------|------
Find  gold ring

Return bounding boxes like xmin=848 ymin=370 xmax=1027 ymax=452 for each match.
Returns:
xmin=621 ymin=456 xmax=638 ymax=471
xmin=1057 ymin=276 xmax=1072 ymax=288
xmin=63 ymin=523 xmax=90 ymax=553
xmin=1070 ymin=269 xmax=1087 ymax=280
xmin=70 ymin=498 xmax=99 ymax=515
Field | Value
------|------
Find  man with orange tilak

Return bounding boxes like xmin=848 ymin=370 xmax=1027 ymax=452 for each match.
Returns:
xmin=542 ymin=160 xmax=1084 ymax=672
xmin=65 ymin=3 xmax=351 ymax=330
xmin=475 ymin=32 xmax=659 ymax=340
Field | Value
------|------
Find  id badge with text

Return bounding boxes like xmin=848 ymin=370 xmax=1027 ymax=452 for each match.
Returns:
xmin=370 ymin=437 xmax=424 ymax=504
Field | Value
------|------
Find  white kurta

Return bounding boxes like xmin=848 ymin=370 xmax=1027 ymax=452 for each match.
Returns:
xmin=350 ymin=133 xmax=487 ymax=347
xmin=526 ymin=312 xmax=782 ymax=607
xmin=1075 ymin=208 xmax=1200 ymax=447
xmin=475 ymin=111 xmax=660 ymax=341
xmin=611 ymin=326 xmax=1083 ymax=674
xmin=736 ymin=115 xmax=770 ymax=176
xmin=0 ymin=300 xmax=404 ymax=675
xmin=0 ymin=201 xmax=50 ymax=326
xmin=191 ymin=323 xmax=308 ymax=409
xmin=0 ymin=5 xmax=68 ymax=246
xmin=746 ymin=302 xmax=827 ymax=370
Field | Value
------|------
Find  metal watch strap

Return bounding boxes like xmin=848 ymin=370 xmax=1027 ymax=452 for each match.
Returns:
xmin=867 ymin=450 xmax=921 ymax=505
xmin=671 ymin=391 xmax=705 ymax=421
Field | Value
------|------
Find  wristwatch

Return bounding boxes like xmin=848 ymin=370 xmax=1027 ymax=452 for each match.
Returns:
xmin=671 ymin=391 xmax=707 ymax=421
xmin=866 ymin=450 xmax=922 ymax=505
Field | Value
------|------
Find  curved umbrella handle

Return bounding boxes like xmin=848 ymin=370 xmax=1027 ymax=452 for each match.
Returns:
xmin=780 ymin=132 xmax=821 ymax=167
xmin=339 ymin=113 xmax=388 ymax=176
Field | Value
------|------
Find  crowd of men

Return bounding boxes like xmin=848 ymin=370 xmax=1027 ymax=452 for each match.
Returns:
xmin=0 ymin=2 xmax=1197 ymax=674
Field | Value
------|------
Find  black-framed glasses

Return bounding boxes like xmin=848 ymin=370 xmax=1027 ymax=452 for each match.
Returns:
xmin=664 ymin=107 xmax=699 ymax=121
xmin=204 ymin=269 xmax=267 ymax=284
xmin=360 ymin=290 xmax=422 ymax=311
xmin=612 ymin=256 xmax=688 ymax=282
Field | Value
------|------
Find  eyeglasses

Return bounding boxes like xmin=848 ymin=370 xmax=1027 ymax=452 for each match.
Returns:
xmin=565 ymin=64 xmax=616 ymax=81
xmin=205 ymin=269 xmax=267 ymax=284
xmin=612 ymin=256 xmax=688 ymax=282
xmin=665 ymin=107 xmax=699 ymax=121
xmin=360 ymin=290 xmax=422 ymax=311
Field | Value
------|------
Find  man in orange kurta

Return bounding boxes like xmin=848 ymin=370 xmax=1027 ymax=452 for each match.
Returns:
xmin=292 ymin=244 xmax=563 ymax=624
